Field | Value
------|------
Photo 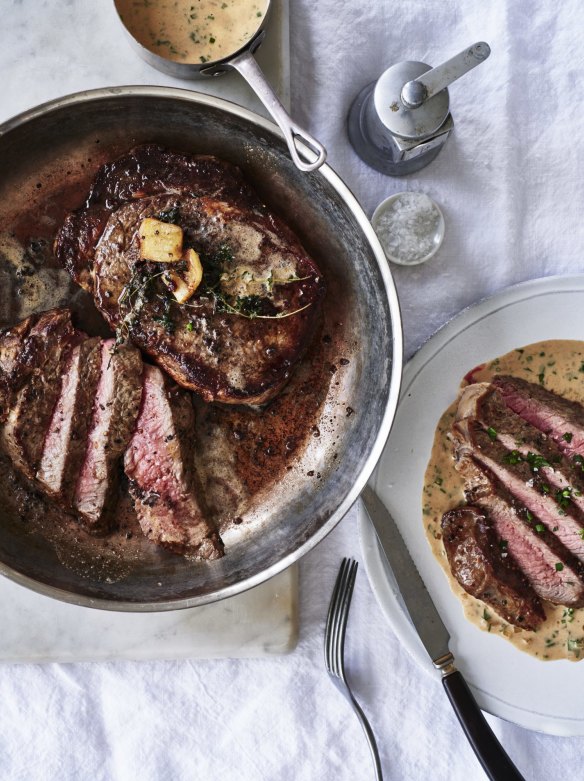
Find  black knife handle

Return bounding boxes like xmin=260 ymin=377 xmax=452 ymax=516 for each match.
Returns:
xmin=442 ymin=670 xmax=525 ymax=781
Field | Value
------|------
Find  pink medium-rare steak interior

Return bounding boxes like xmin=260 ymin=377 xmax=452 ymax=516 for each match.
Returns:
xmin=37 ymin=337 xmax=102 ymax=499
xmin=124 ymin=364 xmax=223 ymax=560
xmin=74 ymin=339 xmax=142 ymax=534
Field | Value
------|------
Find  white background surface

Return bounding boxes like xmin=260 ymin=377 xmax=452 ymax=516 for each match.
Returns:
xmin=1 ymin=1 xmax=584 ymax=780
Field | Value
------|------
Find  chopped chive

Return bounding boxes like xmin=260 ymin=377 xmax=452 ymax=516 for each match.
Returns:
xmin=535 ymin=523 xmax=545 ymax=533
xmin=487 ymin=426 xmax=497 ymax=441
xmin=555 ymin=562 xmax=564 ymax=571
xmin=563 ymin=432 xmax=574 ymax=443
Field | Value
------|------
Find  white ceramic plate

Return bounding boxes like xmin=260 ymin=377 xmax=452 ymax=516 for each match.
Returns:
xmin=359 ymin=274 xmax=584 ymax=736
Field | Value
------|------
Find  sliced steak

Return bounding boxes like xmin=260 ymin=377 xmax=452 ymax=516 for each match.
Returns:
xmin=74 ymin=339 xmax=142 ymax=534
xmin=124 ymin=364 xmax=223 ymax=559
xmin=454 ymin=417 xmax=584 ymax=563
xmin=54 ymin=144 xmax=261 ymax=291
xmin=1 ymin=311 xmax=80 ymax=479
xmin=37 ymin=337 xmax=102 ymax=502
xmin=458 ymin=383 xmax=584 ymax=514
xmin=457 ymin=456 xmax=584 ymax=606
xmin=0 ymin=308 xmax=77 ymax=423
xmin=441 ymin=506 xmax=545 ymax=630
xmin=55 ymin=145 xmax=325 ymax=406
xmin=493 ymin=375 xmax=584 ymax=458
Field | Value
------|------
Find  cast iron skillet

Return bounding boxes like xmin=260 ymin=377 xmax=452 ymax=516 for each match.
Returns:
xmin=0 ymin=87 xmax=402 ymax=610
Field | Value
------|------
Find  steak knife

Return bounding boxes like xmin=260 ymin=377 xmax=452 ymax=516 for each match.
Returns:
xmin=361 ymin=485 xmax=525 ymax=781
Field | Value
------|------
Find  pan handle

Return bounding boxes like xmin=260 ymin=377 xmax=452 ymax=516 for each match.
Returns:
xmin=228 ymin=50 xmax=327 ymax=173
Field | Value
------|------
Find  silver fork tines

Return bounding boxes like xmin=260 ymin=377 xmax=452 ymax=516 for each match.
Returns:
xmin=324 ymin=558 xmax=383 ymax=781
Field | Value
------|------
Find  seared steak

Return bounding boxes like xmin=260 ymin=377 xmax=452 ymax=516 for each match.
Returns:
xmin=55 ymin=145 xmax=325 ymax=405
xmin=55 ymin=144 xmax=259 ymax=292
xmin=1 ymin=310 xmax=80 ymax=479
xmin=37 ymin=337 xmax=102 ymax=502
xmin=74 ymin=339 xmax=143 ymax=534
xmin=441 ymin=506 xmax=545 ymax=630
xmin=493 ymin=375 xmax=584 ymax=458
xmin=124 ymin=364 xmax=223 ymax=559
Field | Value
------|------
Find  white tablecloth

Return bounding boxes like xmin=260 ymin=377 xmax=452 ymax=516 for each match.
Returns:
xmin=1 ymin=1 xmax=584 ymax=779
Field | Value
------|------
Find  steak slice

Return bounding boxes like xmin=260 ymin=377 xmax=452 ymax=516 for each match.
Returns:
xmin=0 ymin=308 xmax=77 ymax=423
xmin=454 ymin=417 xmax=584 ymax=563
xmin=1 ymin=311 xmax=80 ymax=479
xmin=124 ymin=364 xmax=223 ymax=559
xmin=37 ymin=337 xmax=102 ymax=502
xmin=459 ymin=383 xmax=584 ymax=514
xmin=441 ymin=506 xmax=545 ymax=630
xmin=74 ymin=339 xmax=143 ymax=534
xmin=493 ymin=375 xmax=584 ymax=458
xmin=92 ymin=194 xmax=324 ymax=405
xmin=54 ymin=144 xmax=260 ymax=291
xmin=457 ymin=456 xmax=584 ymax=607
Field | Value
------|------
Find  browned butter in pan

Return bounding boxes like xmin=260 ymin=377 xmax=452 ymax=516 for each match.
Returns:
xmin=117 ymin=0 xmax=269 ymax=64
xmin=424 ymin=340 xmax=584 ymax=661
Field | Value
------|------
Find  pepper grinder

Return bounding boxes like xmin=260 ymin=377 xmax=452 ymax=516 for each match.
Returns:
xmin=348 ymin=42 xmax=491 ymax=176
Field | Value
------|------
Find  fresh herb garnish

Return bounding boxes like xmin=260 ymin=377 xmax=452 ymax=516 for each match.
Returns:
xmin=503 ymin=450 xmax=522 ymax=465
xmin=555 ymin=562 xmax=564 ymax=571
xmin=486 ymin=426 xmax=497 ymax=441
xmin=563 ymin=432 xmax=574 ymax=443
xmin=535 ymin=523 xmax=545 ymax=533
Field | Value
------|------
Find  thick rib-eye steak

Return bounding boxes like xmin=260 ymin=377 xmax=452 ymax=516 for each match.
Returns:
xmin=124 ymin=364 xmax=223 ymax=559
xmin=55 ymin=145 xmax=325 ymax=405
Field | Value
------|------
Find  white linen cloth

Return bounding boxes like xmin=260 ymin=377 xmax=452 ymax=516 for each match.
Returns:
xmin=1 ymin=1 xmax=584 ymax=779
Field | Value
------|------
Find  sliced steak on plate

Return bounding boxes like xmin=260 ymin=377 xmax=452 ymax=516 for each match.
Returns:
xmin=493 ymin=374 xmax=584 ymax=458
xmin=454 ymin=416 xmax=584 ymax=564
xmin=457 ymin=455 xmax=584 ymax=607
xmin=74 ymin=339 xmax=143 ymax=534
xmin=37 ymin=336 xmax=102 ymax=502
xmin=124 ymin=364 xmax=223 ymax=560
xmin=441 ymin=506 xmax=546 ymax=631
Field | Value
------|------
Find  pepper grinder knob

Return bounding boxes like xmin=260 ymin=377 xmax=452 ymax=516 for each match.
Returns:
xmin=347 ymin=41 xmax=491 ymax=176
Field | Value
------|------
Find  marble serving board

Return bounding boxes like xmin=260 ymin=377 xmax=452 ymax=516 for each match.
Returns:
xmin=0 ymin=0 xmax=299 ymax=664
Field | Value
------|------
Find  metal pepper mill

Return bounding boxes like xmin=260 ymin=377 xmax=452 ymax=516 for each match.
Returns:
xmin=348 ymin=42 xmax=491 ymax=176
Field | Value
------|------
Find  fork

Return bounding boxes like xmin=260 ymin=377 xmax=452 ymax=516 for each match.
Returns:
xmin=324 ymin=558 xmax=383 ymax=781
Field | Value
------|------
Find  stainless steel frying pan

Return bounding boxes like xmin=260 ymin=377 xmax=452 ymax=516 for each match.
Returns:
xmin=0 ymin=87 xmax=401 ymax=610
xmin=113 ymin=0 xmax=327 ymax=172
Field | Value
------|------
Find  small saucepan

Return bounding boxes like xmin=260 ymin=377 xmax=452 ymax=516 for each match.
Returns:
xmin=113 ymin=0 xmax=326 ymax=172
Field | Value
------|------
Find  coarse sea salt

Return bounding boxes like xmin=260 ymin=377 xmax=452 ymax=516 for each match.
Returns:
xmin=372 ymin=192 xmax=444 ymax=266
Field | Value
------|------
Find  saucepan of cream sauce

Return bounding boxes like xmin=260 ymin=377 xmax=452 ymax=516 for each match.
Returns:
xmin=113 ymin=0 xmax=326 ymax=173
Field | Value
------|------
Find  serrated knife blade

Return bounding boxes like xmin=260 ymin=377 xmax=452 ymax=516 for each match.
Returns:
xmin=361 ymin=484 xmax=525 ymax=781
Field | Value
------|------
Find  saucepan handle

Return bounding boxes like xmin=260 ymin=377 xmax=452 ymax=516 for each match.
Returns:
xmin=442 ymin=670 xmax=525 ymax=781
xmin=228 ymin=50 xmax=327 ymax=173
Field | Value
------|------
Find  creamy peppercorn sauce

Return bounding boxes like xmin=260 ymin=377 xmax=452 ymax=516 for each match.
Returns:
xmin=117 ymin=0 xmax=269 ymax=65
xmin=424 ymin=340 xmax=584 ymax=661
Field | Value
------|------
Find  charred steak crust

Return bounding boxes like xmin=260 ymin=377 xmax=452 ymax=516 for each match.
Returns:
xmin=54 ymin=144 xmax=261 ymax=291
xmin=441 ymin=506 xmax=546 ymax=631
xmin=0 ymin=308 xmax=78 ymax=423
xmin=55 ymin=145 xmax=325 ymax=405
xmin=1 ymin=310 xmax=81 ymax=479
xmin=124 ymin=364 xmax=223 ymax=560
